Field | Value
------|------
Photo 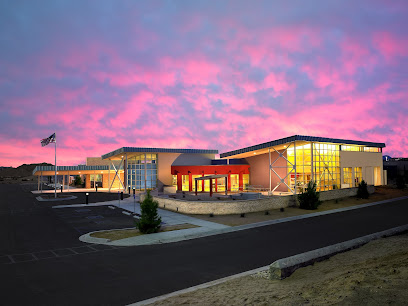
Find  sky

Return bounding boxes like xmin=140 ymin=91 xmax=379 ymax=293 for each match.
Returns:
xmin=1 ymin=0 xmax=407 ymax=167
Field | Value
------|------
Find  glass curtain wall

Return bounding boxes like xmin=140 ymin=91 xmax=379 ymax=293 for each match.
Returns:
xmin=313 ymin=143 xmax=340 ymax=191
xmin=127 ymin=154 xmax=157 ymax=190
xmin=287 ymin=142 xmax=340 ymax=192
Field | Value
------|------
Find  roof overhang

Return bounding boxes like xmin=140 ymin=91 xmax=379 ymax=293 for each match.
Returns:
xmin=33 ymin=165 xmax=110 ymax=176
xmin=220 ymin=135 xmax=386 ymax=159
xmin=102 ymin=147 xmax=218 ymax=160
xmin=195 ymin=174 xmax=228 ymax=181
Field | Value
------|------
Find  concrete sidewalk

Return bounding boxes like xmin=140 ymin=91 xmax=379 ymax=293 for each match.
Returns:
xmin=53 ymin=195 xmax=230 ymax=246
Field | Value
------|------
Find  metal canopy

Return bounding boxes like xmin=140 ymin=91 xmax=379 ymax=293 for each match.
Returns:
xmin=194 ymin=174 xmax=228 ymax=181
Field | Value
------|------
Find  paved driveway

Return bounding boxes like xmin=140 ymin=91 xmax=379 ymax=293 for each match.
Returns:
xmin=1 ymin=183 xmax=407 ymax=305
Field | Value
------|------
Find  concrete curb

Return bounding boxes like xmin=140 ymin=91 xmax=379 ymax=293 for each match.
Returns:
xmin=269 ymin=224 xmax=408 ymax=279
xmin=36 ymin=195 xmax=77 ymax=201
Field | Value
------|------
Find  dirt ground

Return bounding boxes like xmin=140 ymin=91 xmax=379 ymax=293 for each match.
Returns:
xmin=188 ymin=186 xmax=408 ymax=226
xmin=152 ymin=233 xmax=408 ymax=305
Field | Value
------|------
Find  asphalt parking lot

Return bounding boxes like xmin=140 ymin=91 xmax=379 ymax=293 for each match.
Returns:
xmin=53 ymin=205 xmax=138 ymax=235
xmin=36 ymin=190 xmax=130 ymax=206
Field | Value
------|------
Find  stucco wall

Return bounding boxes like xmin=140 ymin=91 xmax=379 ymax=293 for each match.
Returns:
xmin=157 ymin=153 xmax=215 ymax=190
xmin=245 ymin=150 xmax=287 ymax=192
xmin=86 ymin=157 xmax=111 ymax=166
xmin=141 ymin=186 xmax=374 ymax=215
xmin=340 ymin=151 xmax=383 ymax=185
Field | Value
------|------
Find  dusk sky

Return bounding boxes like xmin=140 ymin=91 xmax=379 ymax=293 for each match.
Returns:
xmin=1 ymin=0 xmax=407 ymax=167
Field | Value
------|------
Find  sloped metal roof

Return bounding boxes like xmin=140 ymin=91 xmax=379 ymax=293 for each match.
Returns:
xmin=220 ymin=135 xmax=386 ymax=158
xmin=102 ymin=147 xmax=218 ymax=160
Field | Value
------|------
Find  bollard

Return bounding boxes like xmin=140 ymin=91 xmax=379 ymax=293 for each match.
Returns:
xmin=86 ymin=193 xmax=89 ymax=204
xmin=96 ymin=185 xmax=98 ymax=192
xmin=133 ymin=194 xmax=136 ymax=213
xmin=133 ymin=187 xmax=135 ymax=195
xmin=128 ymin=186 xmax=130 ymax=194
xmin=121 ymin=191 xmax=123 ymax=200
xmin=60 ymin=185 xmax=63 ymax=193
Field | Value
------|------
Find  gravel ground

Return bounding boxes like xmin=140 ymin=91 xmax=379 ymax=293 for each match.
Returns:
xmin=152 ymin=233 xmax=408 ymax=305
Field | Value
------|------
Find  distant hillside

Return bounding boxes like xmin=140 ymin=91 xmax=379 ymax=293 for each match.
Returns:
xmin=0 ymin=163 xmax=53 ymax=179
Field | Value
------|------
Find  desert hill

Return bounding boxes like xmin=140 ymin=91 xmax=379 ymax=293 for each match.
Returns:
xmin=0 ymin=163 xmax=52 ymax=183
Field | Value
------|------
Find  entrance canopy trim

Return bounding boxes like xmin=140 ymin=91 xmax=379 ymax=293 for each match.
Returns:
xmin=102 ymin=147 xmax=218 ymax=160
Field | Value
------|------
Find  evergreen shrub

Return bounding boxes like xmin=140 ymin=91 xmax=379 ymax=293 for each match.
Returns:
xmin=136 ymin=190 xmax=162 ymax=234
xmin=298 ymin=181 xmax=321 ymax=210
xmin=357 ymin=180 xmax=369 ymax=199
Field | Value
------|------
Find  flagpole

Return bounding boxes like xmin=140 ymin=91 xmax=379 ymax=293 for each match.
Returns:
xmin=55 ymin=132 xmax=57 ymax=199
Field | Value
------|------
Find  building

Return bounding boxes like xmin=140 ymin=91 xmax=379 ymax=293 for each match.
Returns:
xmin=33 ymin=135 xmax=386 ymax=194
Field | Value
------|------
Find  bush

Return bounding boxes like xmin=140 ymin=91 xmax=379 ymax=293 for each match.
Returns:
xmin=298 ymin=181 xmax=321 ymax=210
xmin=136 ymin=190 xmax=162 ymax=234
xmin=357 ymin=180 xmax=369 ymax=199
xmin=74 ymin=175 xmax=82 ymax=186
xmin=396 ymin=175 xmax=405 ymax=189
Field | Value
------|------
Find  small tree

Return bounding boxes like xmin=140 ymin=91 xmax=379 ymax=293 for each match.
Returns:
xmin=298 ymin=180 xmax=321 ymax=210
xmin=357 ymin=180 xmax=369 ymax=199
xmin=74 ymin=175 xmax=82 ymax=186
xmin=396 ymin=175 xmax=405 ymax=189
xmin=136 ymin=190 xmax=162 ymax=234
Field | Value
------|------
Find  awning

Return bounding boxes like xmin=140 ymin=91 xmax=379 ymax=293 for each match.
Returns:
xmin=194 ymin=174 xmax=228 ymax=181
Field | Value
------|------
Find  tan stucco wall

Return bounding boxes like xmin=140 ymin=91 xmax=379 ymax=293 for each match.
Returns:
xmin=157 ymin=153 xmax=215 ymax=189
xmin=86 ymin=157 xmax=111 ymax=166
xmin=340 ymin=151 xmax=383 ymax=185
xmin=245 ymin=151 xmax=287 ymax=192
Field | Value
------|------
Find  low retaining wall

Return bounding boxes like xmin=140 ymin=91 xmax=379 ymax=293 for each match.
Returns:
xmin=141 ymin=186 xmax=375 ymax=215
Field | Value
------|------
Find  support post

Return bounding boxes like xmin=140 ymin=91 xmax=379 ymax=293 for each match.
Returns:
xmin=124 ymin=153 xmax=128 ymax=191
xmin=37 ymin=174 xmax=40 ymax=191
xmin=195 ymin=179 xmax=198 ymax=196
xmin=108 ymin=159 xmax=111 ymax=192
xmin=225 ymin=177 xmax=227 ymax=195
xmin=68 ymin=171 xmax=69 ymax=192
xmin=41 ymin=171 xmax=43 ymax=193
xmin=94 ymin=170 xmax=96 ymax=191
xmin=144 ymin=153 xmax=147 ymax=191
xmin=209 ymin=179 xmax=213 ymax=197
xmin=269 ymin=148 xmax=272 ymax=193
xmin=294 ymin=141 xmax=297 ymax=195
xmin=189 ymin=172 xmax=192 ymax=192
xmin=54 ymin=134 xmax=57 ymax=199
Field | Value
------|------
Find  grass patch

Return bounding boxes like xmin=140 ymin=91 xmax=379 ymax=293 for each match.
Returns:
xmin=90 ymin=223 xmax=199 ymax=241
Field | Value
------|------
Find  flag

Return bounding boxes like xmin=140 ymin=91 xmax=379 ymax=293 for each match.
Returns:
xmin=41 ymin=133 xmax=56 ymax=147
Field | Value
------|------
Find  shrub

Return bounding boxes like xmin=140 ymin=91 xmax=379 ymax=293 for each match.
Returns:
xmin=136 ymin=190 xmax=162 ymax=234
xmin=396 ymin=175 xmax=405 ymax=189
xmin=74 ymin=175 xmax=82 ymax=186
xmin=357 ymin=180 xmax=369 ymax=199
xmin=298 ymin=180 xmax=321 ymax=210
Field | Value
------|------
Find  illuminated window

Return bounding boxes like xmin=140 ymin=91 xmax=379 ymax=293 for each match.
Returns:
xmin=243 ymin=174 xmax=249 ymax=190
xmin=230 ymin=174 xmax=239 ymax=192
xmin=343 ymin=167 xmax=352 ymax=187
xmin=354 ymin=167 xmax=362 ymax=187
xmin=192 ymin=175 xmax=203 ymax=192
xmin=127 ymin=153 xmax=157 ymax=190
xmin=172 ymin=175 xmax=177 ymax=186
xmin=182 ymin=175 xmax=189 ymax=191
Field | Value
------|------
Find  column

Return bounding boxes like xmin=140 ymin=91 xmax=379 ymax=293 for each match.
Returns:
xmin=225 ymin=177 xmax=228 ymax=195
xmin=227 ymin=171 xmax=231 ymax=192
xmin=108 ymin=159 xmax=111 ymax=192
xmin=195 ymin=179 xmax=198 ymax=196
xmin=188 ymin=172 xmax=192 ymax=192
xmin=177 ymin=172 xmax=182 ymax=191
xmin=269 ymin=148 xmax=271 ymax=192
xmin=144 ymin=153 xmax=147 ymax=191
xmin=202 ymin=172 xmax=204 ymax=191
xmin=209 ymin=179 xmax=213 ymax=197
xmin=239 ymin=171 xmax=243 ymax=191
xmin=124 ymin=153 xmax=128 ymax=191
xmin=294 ymin=140 xmax=297 ymax=194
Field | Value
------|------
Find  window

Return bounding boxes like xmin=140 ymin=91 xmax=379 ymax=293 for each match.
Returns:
xmin=354 ymin=167 xmax=362 ymax=187
xmin=343 ymin=167 xmax=352 ymax=187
